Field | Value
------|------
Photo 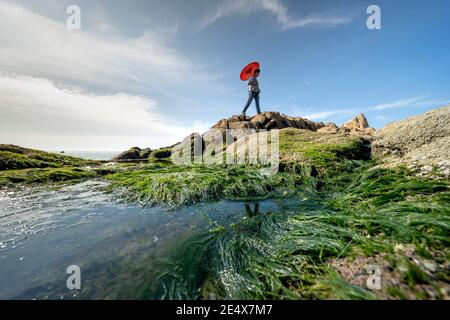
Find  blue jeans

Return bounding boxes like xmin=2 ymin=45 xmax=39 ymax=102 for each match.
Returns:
xmin=242 ymin=91 xmax=261 ymax=115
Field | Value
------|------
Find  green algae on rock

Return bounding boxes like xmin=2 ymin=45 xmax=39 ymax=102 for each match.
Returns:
xmin=0 ymin=167 xmax=97 ymax=185
xmin=0 ymin=144 xmax=103 ymax=186
xmin=105 ymin=128 xmax=367 ymax=207
xmin=277 ymin=129 xmax=367 ymax=175
xmin=146 ymin=164 xmax=449 ymax=300
xmin=0 ymin=144 xmax=97 ymax=171
xmin=106 ymin=164 xmax=302 ymax=208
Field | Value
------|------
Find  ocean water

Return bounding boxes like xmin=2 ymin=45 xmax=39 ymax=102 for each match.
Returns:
xmin=50 ymin=151 xmax=121 ymax=161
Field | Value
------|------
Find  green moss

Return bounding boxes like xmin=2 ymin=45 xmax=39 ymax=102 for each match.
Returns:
xmin=0 ymin=167 xmax=97 ymax=185
xmin=139 ymin=148 xmax=152 ymax=159
xmin=144 ymin=163 xmax=449 ymax=300
xmin=106 ymin=163 xmax=301 ymax=207
xmin=0 ymin=144 xmax=104 ymax=185
xmin=0 ymin=144 xmax=97 ymax=171
xmin=326 ymin=165 xmax=449 ymax=209
xmin=278 ymin=129 xmax=365 ymax=176
xmin=0 ymin=151 xmax=46 ymax=170
xmin=3 ymin=136 xmax=448 ymax=299
xmin=316 ymin=277 xmax=378 ymax=300
xmin=149 ymin=148 xmax=172 ymax=160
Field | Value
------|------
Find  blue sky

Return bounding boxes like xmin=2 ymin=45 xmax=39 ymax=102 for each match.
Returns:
xmin=0 ymin=0 xmax=449 ymax=150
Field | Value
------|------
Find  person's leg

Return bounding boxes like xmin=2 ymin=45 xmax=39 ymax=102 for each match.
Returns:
xmin=254 ymin=92 xmax=261 ymax=114
xmin=242 ymin=92 xmax=254 ymax=114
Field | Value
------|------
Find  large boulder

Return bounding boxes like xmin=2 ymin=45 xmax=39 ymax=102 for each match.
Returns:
xmin=113 ymin=147 xmax=151 ymax=162
xmin=372 ymin=105 xmax=450 ymax=178
xmin=223 ymin=128 xmax=365 ymax=176
xmin=149 ymin=147 xmax=172 ymax=160
xmin=139 ymin=148 xmax=152 ymax=159
xmin=343 ymin=113 xmax=369 ymax=130
xmin=341 ymin=113 xmax=376 ymax=136
xmin=317 ymin=122 xmax=339 ymax=133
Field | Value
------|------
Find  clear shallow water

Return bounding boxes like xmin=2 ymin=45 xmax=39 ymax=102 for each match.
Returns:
xmin=0 ymin=181 xmax=314 ymax=300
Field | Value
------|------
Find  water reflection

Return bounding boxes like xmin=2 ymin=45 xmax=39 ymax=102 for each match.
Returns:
xmin=244 ymin=203 xmax=260 ymax=217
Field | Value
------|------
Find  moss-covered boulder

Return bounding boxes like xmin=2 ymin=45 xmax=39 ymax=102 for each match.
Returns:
xmin=139 ymin=148 xmax=152 ymax=159
xmin=149 ymin=147 xmax=172 ymax=160
xmin=225 ymin=128 xmax=366 ymax=176
xmin=113 ymin=146 xmax=173 ymax=162
xmin=112 ymin=147 xmax=145 ymax=162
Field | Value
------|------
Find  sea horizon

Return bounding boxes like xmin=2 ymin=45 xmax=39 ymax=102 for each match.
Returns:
xmin=47 ymin=150 xmax=122 ymax=161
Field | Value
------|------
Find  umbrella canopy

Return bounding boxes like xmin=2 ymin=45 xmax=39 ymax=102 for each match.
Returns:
xmin=240 ymin=61 xmax=260 ymax=81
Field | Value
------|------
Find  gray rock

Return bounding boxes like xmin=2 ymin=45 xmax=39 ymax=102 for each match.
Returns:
xmin=212 ymin=111 xmax=325 ymax=132
xmin=372 ymin=105 xmax=450 ymax=178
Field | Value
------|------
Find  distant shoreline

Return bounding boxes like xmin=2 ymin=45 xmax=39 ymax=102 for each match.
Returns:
xmin=47 ymin=150 xmax=120 ymax=161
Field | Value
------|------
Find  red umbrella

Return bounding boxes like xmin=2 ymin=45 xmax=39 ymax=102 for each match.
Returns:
xmin=240 ymin=61 xmax=260 ymax=81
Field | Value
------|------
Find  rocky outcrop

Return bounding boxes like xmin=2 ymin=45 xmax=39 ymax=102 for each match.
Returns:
xmin=175 ymin=112 xmax=327 ymax=158
xmin=212 ymin=112 xmax=326 ymax=132
xmin=149 ymin=146 xmax=174 ymax=160
xmin=113 ymin=145 xmax=178 ymax=162
xmin=372 ymin=105 xmax=450 ymax=178
xmin=113 ymin=147 xmax=152 ymax=162
xmin=341 ymin=113 xmax=376 ymax=136
xmin=116 ymin=111 xmax=376 ymax=163
xmin=343 ymin=113 xmax=369 ymax=130
xmin=211 ymin=112 xmax=376 ymax=136
xmin=172 ymin=112 xmax=376 ymax=160
xmin=317 ymin=114 xmax=375 ymax=137
xmin=317 ymin=122 xmax=339 ymax=133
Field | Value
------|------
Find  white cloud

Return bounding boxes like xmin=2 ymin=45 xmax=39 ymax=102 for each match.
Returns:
xmin=300 ymin=96 xmax=450 ymax=121
xmin=368 ymin=96 xmax=450 ymax=111
xmin=303 ymin=108 xmax=356 ymax=120
xmin=0 ymin=1 xmax=218 ymax=150
xmin=368 ymin=96 xmax=425 ymax=111
xmin=0 ymin=73 xmax=211 ymax=150
xmin=199 ymin=0 xmax=353 ymax=30
xmin=0 ymin=1 xmax=216 ymax=94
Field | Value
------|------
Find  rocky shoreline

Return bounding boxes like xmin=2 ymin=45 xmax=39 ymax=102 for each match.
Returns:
xmin=112 ymin=106 xmax=449 ymax=179
xmin=1 ymin=106 xmax=449 ymax=300
xmin=2 ymin=106 xmax=449 ymax=186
